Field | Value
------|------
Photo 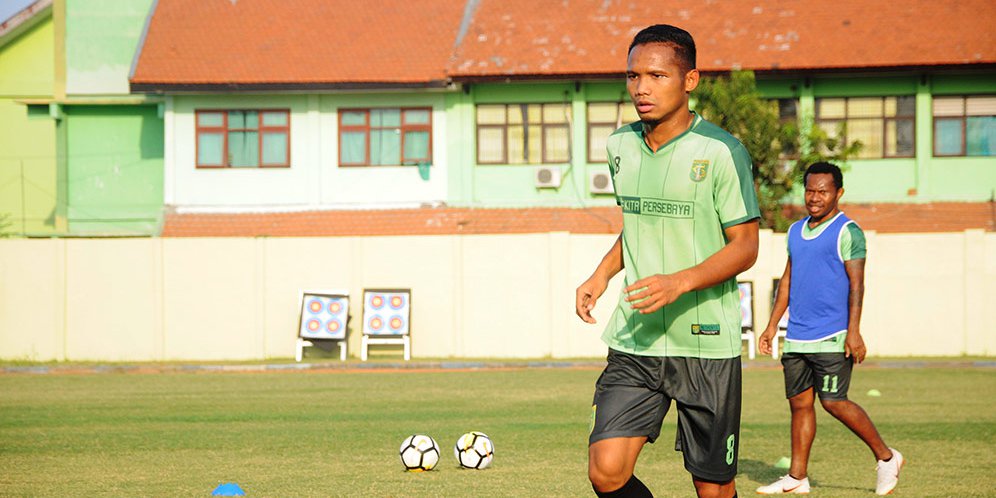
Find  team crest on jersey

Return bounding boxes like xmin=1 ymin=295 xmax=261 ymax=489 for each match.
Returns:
xmin=690 ymin=159 xmax=709 ymax=182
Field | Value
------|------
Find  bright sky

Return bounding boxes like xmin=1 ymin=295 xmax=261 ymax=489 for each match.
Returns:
xmin=0 ymin=0 xmax=37 ymax=25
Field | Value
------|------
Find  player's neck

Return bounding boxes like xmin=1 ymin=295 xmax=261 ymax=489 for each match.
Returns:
xmin=807 ymin=208 xmax=840 ymax=228
xmin=642 ymin=110 xmax=694 ymax=152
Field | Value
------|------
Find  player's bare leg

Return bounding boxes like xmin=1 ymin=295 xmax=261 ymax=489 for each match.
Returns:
xmin=692 ymin=477 xmax=736 ymax=498
xmin=589 ymin=436 xmax=649 ymax=495
xmin=819 ymin=399 xmax=892 ymax=461
xmin=788 ymin=388 xmax=817 ymax=478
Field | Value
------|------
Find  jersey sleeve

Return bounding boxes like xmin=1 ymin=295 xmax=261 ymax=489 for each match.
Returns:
xmin=607 ymin=129 xmax=622 ymax=206
xmin=607 ymin=154 xmax=621 ymax=206
xmin=713 ymin=141 xmax=761 ymax=229
xmin=840 ymin=222 xmax=867 ymax=260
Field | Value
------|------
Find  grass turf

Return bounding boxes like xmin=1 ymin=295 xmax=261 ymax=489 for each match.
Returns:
xmin=1 ymin=365 xmax=994 ymax=497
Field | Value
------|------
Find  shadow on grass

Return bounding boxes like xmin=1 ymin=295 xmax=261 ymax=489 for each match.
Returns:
xmin=738 ymin=458 xmax=788 ymax=485
xmin=740 ymin=459 xmax=871 ymax=493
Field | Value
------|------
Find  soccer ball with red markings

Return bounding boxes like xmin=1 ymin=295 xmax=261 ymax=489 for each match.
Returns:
xmin=454 ymin=431 xmax=495 ymax=469
xmin=399 ymin=434 xmax=440 ymax=472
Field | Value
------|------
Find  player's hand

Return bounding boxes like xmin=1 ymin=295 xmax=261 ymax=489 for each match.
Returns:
xmin=845 ymin=331 xmax=867 ymax=364
xmin=758 ymin=327 xmax=776 ymax=355
xmin=624 ymin=273 xmax=688 ymax=315
xmin=576 ymin=276 xmax=608 ymax=324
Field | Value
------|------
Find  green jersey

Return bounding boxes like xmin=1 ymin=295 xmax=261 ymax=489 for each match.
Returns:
xmin=602 ymin=112 xmax=760 ymax=358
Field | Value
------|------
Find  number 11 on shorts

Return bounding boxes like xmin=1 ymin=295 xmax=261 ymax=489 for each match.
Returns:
xmin=822 ymin=374 xmax=839 ymax=393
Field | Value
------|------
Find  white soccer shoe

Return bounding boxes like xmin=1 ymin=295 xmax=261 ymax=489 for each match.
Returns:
xmin=756 ymin=474 xmax=811 ymax=494
xmin=875 ymin=448 xmax=904 ymax=495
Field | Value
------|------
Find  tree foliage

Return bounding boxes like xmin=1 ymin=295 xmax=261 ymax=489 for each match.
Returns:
xmin=692 ymin=71 xmax=861 ymax=231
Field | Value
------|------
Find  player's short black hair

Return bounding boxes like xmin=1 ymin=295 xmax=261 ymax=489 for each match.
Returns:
xmin=804 ymin=162 xmax=843 ymax=190
xmin=628 ymin=24 xmax=696 ymax=73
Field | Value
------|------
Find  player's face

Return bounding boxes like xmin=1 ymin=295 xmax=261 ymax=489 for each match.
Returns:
xmin=804 ymin=173 xmax=844 ymax=222
xmin=626 ymin=43 xmax=699 ymax=125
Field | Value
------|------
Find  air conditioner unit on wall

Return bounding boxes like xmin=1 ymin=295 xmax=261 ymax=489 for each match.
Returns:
xmin=589 ymin=171 xmax=614 ymax=194
xmin=535 ymin=166 xmax=562 ymax=188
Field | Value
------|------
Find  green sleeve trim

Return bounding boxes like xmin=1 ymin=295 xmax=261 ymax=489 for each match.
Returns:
xmin=721 ymin=214 xmax=760 ymax=230
xmin=728 ymin=143 xmax=761 ymax=220
xmin=842 ymin=222 xmax=866 ymax=260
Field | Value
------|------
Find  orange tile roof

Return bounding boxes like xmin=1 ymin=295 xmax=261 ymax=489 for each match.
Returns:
xmin=131 ymin=0 xmax=995 ymax=89
xmin=160 ymin=203 xmax=994 ymax=237
xmin=450 ymin=0 xmax=996 ymax=78
xmin=130 ymin=0 xmax=467 ymax=89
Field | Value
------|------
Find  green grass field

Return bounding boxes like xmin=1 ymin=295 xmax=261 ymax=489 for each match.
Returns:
xmin=1 ymin=364 xmax=994 ymax=497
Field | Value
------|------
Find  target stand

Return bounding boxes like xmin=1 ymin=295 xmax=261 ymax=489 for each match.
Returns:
xmin=296 ymin=291 xmax=350 ymax=362
xmin=360 ymin=288 xmax=411 ymax=361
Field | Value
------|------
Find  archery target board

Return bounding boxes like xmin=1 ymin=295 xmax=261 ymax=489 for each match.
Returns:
xmin=738 ymin=282 xmax=753 ymax=329
xmin=363 ymin=289 xmax=411 ymax=336
xmin=299 ymin=292 xmax=349 ymax=340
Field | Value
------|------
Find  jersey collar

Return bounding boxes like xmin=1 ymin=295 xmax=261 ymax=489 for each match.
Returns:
xmin=641 ymin=111 xmax=700 ymax=154
xmin=802 ymin=211 xmax=845 ymax=240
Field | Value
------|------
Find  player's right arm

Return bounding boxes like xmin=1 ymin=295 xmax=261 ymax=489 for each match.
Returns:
xmin=758 ymin=258 xmax=791 ymax=355
xmin=575 ymin=233 xmax=624 ymax=324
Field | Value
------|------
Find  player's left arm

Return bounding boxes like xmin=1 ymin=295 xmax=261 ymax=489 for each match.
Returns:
xmin=842 ymin=222 xmax=868 ymax=363
xmin=844 ymin=258 xmax=867 ymax=363
xmin=626 ymin=141 xmax=759 ymax=314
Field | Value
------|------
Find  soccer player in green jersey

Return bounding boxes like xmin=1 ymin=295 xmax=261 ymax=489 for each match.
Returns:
xmin=576 ymin=25 xmax=760 ymax=498
xmin=756 ymin=163 xmax=903 ymax=495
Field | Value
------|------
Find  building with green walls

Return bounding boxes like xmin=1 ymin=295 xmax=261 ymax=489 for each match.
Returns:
xmin=446 ymin=1 xmax=996 ymax=209
xmin=0 ymin=0 xmax=59 ymax=236
xmin=4 ymin=0 xmax=992 ymax=237
xmin=0 ymin=0 xmax=161 ymax=237
xmin=130 ymin=0 xmax=993 ymax=239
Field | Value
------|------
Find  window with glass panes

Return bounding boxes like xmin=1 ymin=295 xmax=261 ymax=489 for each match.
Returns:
xmin=339 ymin=108 xmax=432 ymax=166
xmin=587 ymin=102 xmax=639 ymax=163
xmin=816 ymin=96 xmax=915 ymax=159
xmin=476 ymin=103 xmax=571 ymax=164
xmin=933 ymin=95 xmax=996 ymax=157
xmin=769 ymin=98 xmax=800 ymax=158
xmin=196 ymin=110 xmax=290 ymax=168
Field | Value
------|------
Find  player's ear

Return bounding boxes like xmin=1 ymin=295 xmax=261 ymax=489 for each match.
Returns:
xmin=836 ymin=187 xmax=845 ymax=202
xmin=684 ymin=68 xmax=700 ymax=93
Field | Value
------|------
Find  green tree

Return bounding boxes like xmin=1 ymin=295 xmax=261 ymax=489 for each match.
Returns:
xmin=692 ymin=71 xmax=861 ymax=231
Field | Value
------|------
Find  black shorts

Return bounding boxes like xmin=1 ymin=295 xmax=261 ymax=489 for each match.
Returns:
xmin=781 ymin=352 xmax=853 ymax=401
xmin=589 ymin=348 xmax=742 ymax=482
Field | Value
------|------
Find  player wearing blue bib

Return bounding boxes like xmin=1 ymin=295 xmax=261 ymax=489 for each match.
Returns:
xmin=757 ymin=163 xmax=904 ymax=495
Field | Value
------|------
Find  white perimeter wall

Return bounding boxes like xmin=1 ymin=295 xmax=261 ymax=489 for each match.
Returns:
xmin=0 ymin=230 xmax=993 ymax=361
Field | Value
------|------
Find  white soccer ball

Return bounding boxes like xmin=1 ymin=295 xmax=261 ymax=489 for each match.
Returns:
xmin=454 ymin=431 xmax=495 ymax=469
xmin=399 ymin=434 xmax=440 ymax=472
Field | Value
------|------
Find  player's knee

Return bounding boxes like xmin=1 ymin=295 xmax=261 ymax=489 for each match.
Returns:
xmin=819 ymin=398 xmax=849 ymax=415
xmin=788 ymin=397 xmax=814 ymax=413
xmin=692 ymin=477 xmax=735 ymax=498
xmin=588 ymin=458 xmax=630 ymax=492
xmin=694 ymin=488 xmax=727 ymax=498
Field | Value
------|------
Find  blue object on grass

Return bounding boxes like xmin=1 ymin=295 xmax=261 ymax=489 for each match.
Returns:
xmin=212 ymin=483 xmax=246 ymax=496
